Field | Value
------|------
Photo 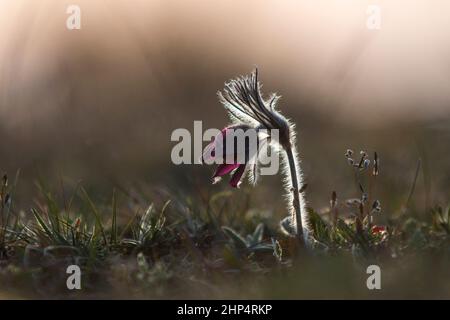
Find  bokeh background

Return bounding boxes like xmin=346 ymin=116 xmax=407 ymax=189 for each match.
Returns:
xmin=0 ymin=0 xmax=449 ymax=217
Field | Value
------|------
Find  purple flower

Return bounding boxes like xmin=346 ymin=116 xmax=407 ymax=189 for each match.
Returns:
xmin=202 ymin=125 xmax=255 ymax=188
xmin=204 ymin=68 xmax=311 ymax=245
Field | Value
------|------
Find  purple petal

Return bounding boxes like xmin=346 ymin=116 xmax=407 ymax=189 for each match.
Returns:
xmin=229 ymin=164 xmax=246 ymax=188
xmin=213 ymin=163 xmax=240 ymax=178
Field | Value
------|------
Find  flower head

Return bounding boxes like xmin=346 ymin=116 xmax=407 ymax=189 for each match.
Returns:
xmin=202 ymin=69 xmax=292 ymax=189
xmin=202 ymin=124 xmax=259 ymax=188
xmin=203 ymin=68 xmax=311 ymax=245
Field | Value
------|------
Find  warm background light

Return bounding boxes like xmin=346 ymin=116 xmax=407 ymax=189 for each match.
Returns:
xmin=0 ymin=0 xmax=448 ymax=209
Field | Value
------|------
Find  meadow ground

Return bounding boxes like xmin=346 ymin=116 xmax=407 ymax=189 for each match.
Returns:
xmin=0 ymin=122 xmax=449 ymax=299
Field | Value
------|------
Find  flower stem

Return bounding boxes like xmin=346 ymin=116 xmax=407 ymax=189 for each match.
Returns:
xmin=285 ymin=147 xmax=305 ymax=244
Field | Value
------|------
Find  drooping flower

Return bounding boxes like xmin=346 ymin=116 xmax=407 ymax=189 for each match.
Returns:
xmin=202 ymin=124 xmax=260 ymax=188
xmin=203 ymin=68 xmax=311 ymax=246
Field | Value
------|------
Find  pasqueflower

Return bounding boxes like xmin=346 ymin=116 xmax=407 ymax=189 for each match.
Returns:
xmin=203 ymin=69 xmax=311 ymax=245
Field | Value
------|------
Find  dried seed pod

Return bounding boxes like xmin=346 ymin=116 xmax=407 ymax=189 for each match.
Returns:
xmin=345 ymin=149 xmax=354 ymax=158
xmin=372 ymin=200 xmax=381 ymax=213
xmin=361 ymin=193 xmax=368 ymax=203
xmin=362 ymin=159 xmax=371 ymax=170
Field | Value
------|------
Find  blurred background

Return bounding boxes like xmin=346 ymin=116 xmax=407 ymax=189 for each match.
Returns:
xmin=0 ymin=0 xmax=449 ymax=216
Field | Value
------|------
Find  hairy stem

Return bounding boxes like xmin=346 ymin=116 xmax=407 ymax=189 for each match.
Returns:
xmin=285 ymin=147 xmax=307 ymax=244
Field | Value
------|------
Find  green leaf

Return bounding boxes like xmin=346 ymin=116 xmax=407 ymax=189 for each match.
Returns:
xmin=308 ymin=209 xmax=330 ymax=243
xmin=336 ymin=219 xmax=356 ymax=242
xmin=80 ymin=187 xmax=107 ymax=245
xmin=252 ymin=223 xmax=264 ymax=243
xmin=222 ymin=226 xmax=248 ymax=248
xmin=32 ymin=209 xmax=68 ymax=245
